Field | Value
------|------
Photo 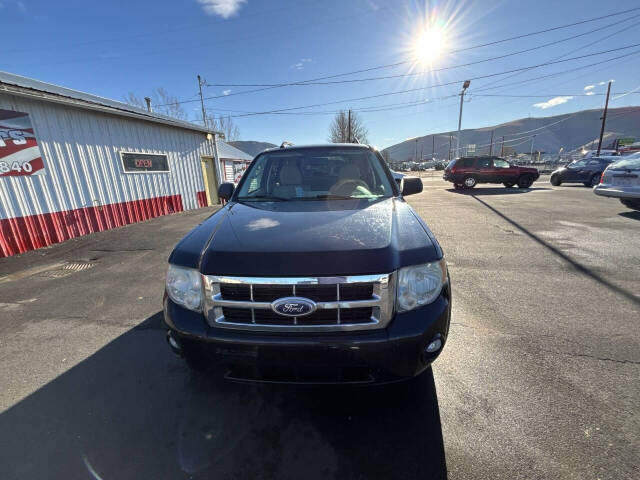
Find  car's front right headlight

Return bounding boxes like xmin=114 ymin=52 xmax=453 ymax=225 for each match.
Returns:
xmin=396 ymin=259 xmax=447 ymax=313
xmin=166 ymin=264 xmax=203 ymax=312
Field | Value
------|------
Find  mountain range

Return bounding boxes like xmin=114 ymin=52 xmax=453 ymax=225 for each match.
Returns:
xmin=381 ymin=106 xmax=640 ymax=161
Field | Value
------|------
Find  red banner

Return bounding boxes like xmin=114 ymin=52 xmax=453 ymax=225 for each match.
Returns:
xmin=0 ymin=109 xmax=45 ymax=176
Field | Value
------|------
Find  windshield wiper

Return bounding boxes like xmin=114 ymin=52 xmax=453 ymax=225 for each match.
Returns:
xmin=310 ymin=194 xmax=356 ymax=200
xmin=236 ymin=195 xmax=291 ymax=202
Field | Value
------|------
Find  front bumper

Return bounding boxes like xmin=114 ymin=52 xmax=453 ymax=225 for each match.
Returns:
xmin=593 ymin=185 xmax=640 ymax=199
xmin=164 ymin=283 xmax=451 ymax=384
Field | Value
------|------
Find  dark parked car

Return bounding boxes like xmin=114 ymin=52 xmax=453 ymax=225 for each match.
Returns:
xmin=550 ymin=156 xmax=616 ymax=187
xmin=443 ymin=156 xmax=539 ymax=189
xmin=164 ymin=144 xmax=451 ymax=384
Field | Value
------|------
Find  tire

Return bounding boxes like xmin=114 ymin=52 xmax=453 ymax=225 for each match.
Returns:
xmin=463 ymin=176 xmax=477 ymax=188
xmin=588 ymin=174 xmax=600 ymax=187
xmin=620 ymin=198 xmax=640 ymax=211
xmin=550 ymin=174 xmax=561 ymax=186
xmin=503 ymin=182 xmax=515 ymax=188
xmin=517 ymin=175 xmax=533 ymax=189
xmin=453 ymin=183 xmax=463 ymax=190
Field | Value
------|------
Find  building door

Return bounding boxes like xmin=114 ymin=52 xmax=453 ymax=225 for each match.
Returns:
xmin=201 ymin=156 xmax=220 ymax=205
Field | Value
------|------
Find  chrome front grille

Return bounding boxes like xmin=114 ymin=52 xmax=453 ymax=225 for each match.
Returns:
xmin=202 ymin=273 xmax=395 ymax=332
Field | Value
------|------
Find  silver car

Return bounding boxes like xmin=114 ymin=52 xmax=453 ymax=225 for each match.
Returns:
xmin=593 ymin=153 xmax=640 ymax=211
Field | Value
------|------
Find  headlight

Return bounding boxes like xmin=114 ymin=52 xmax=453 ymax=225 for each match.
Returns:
xmin=396 ymin=259 xmax=447 ymax=312
xmin=166 ymin=264 xmax=203 ymax=312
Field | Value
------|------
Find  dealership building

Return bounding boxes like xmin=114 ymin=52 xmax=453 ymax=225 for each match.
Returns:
xmin=0 ymin=71 xmax=252 ymax=258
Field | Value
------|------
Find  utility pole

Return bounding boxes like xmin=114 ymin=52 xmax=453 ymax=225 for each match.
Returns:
xmin=596 ymin=80 xmax=612 ymax=156
xmin=500 ymin=135 xmax=505 ymax=156
xmin=530 ymin=134 xmax=537 ymax=163
xmin=455 ymin=80 xmax=471 ymax=158
xmin=448 ymin=133 xmax=452 ymax=161
xmin=420 ymin=145 xmax=423 ymax=161
xmin=198 ymin=75 xmax=207 ymax=128
xmin=415 ymin=138 xmax=418 ymax=161
xmin=489 ymin=130 xmax=494 ymax=156
xmin=347 ymin=109 xmax=352 ymax=143
xmin=432 ymin=135 xmax=435 ymax=159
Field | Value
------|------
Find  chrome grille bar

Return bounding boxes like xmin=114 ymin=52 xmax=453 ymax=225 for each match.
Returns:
xmin=202 ymin=273 xmax=395 ymax=332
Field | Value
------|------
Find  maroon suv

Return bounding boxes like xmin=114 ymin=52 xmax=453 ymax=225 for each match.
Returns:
xmin=443 ymin=156 xmax=539 ymax=189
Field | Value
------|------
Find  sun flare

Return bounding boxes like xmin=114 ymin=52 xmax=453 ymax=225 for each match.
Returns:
xmin=413 ymin=26 xmax=447 ymax=64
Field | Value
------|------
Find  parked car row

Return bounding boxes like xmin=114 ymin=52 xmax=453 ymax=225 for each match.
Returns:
xmin=442 ymin=153 xmax=640 ymax=212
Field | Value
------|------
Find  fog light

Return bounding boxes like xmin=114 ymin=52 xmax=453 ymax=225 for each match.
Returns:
xmin=425 ymin=338 xmax=442 ymax=353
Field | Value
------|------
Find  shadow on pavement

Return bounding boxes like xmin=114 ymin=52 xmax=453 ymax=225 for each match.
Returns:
xmin=471 ymin=195 xmax=640 ymax=308
xmin=448 ymin=187 xmax=550 ymax=195
xmin=0 ymin=312 xmax=447 ymax=480
xmin=619 ymin=210 xmax=640 ymax=221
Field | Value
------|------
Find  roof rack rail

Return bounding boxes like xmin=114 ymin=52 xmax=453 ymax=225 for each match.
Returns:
xmin=280 ymin=141 xmax=294 ymax=148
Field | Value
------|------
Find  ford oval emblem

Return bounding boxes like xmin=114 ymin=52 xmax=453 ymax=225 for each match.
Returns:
xmin=272 ymin=297 xmax=316 ymax=317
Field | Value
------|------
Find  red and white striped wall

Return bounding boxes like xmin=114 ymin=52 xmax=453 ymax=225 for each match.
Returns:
xmin=0 ymin=94 xmax=215 ymax=258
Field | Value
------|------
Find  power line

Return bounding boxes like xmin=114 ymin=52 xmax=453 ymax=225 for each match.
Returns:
xmin=473 ymin=17 xmax=640 ymax=93
xmin=154 ymin=7 xmax=640 ymax=108
xmin=206 ymin=14 xmax=640 ymax=88
xmin=158 ymin=43 xmax=640 ymax=109
xmin=219 ymin=45 xmax=640 ymax=118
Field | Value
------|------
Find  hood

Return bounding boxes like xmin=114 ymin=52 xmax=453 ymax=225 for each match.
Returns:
xmin=173 ymin=198 xmax=441 ymax=276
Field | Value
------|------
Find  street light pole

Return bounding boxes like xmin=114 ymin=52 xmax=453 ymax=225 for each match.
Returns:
xmin=455 ymin=80 xmax=471 ymax=159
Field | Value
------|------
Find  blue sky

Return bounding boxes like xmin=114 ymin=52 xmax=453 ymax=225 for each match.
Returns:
xmin=2 ymin=0 xmax=639 ymax=148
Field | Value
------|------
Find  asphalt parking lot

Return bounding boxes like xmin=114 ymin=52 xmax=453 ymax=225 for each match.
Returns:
xmin=1 ymin=176 xmax=638 ymax=479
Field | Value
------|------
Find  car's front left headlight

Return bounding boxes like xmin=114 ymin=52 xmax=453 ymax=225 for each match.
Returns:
xmin=166 ymin=264 xmax=203 ymax=312
xmin=396 ymin=259 xmax=447 ymax=312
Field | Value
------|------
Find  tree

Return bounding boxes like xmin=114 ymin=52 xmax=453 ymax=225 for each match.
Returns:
xmin=205 ymin=113 xmax=240 ymax=141
xmin=328 ymin=110 xmax=369 ymax=144
xmin=123 ymin=88 xmax=188 ymax=121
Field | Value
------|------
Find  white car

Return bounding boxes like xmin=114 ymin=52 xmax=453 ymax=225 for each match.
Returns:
xmin=593 ymin=153 xmax=640 ymax=211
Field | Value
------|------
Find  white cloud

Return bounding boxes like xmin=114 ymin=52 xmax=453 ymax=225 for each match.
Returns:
xmin=585 ymin=91 xmax=595 ymax=96
xmin=197 ymin=0 xmax=246 ymax=19
xmin=291 ymin=58 xmax=312 ymax=70
xmin=222 ymin=89 xmax=231 ymax=95
xmin=367 ymin=0 xmax=380 ymax=11
xmin=584 ymin=85 xmax=595 ymax=91
xmin=533 ymin=96 xmax=574 ymax=109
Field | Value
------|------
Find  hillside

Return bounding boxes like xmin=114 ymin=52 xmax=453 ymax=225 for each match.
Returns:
xmin=382 ymin=106 xmax=640 ymax=161
xmin=228 ymin=141 xmax=277 ymax=157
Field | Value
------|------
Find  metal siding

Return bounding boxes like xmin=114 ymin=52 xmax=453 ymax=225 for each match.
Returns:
xmin=0 ymin=93 xmax=210 ymax=257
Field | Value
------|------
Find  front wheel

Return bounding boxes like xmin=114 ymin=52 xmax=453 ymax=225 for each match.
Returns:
xmin=517 ymin=175 xmax=533 ymax=188
xmin=453 ymin=183 xmax=463 ymax=190
xmin=463 ymin=176 xmax=477 ymax=188
xmin=503 ymin=182 xmax=515 ymax=188
xmin=586 ymin=174 xmax=600 ymax=187
xmin=550 ymin=174 xmax=561 ymax=186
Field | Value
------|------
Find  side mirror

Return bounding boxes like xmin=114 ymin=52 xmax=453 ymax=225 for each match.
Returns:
xmin=218 ymin=182 xmax=235 ymax=201
xmin=401 ymin=176 xmax=423 ymax=196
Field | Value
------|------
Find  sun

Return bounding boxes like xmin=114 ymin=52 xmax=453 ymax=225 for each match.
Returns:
xmin=413 ymin=26 xmax=447 ymax=64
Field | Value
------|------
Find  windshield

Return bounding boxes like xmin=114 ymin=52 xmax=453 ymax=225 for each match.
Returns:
xmin=235 ymin=147 xmax=394 ymax=201
xmin=609 ymin=152 xmax=640 ymax=170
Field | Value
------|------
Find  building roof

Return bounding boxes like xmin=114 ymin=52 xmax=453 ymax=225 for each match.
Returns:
xmin=0 ymin=70 xmax=220 ymax=135
xmin=216 ymin=141 xmax=253 ymax=161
